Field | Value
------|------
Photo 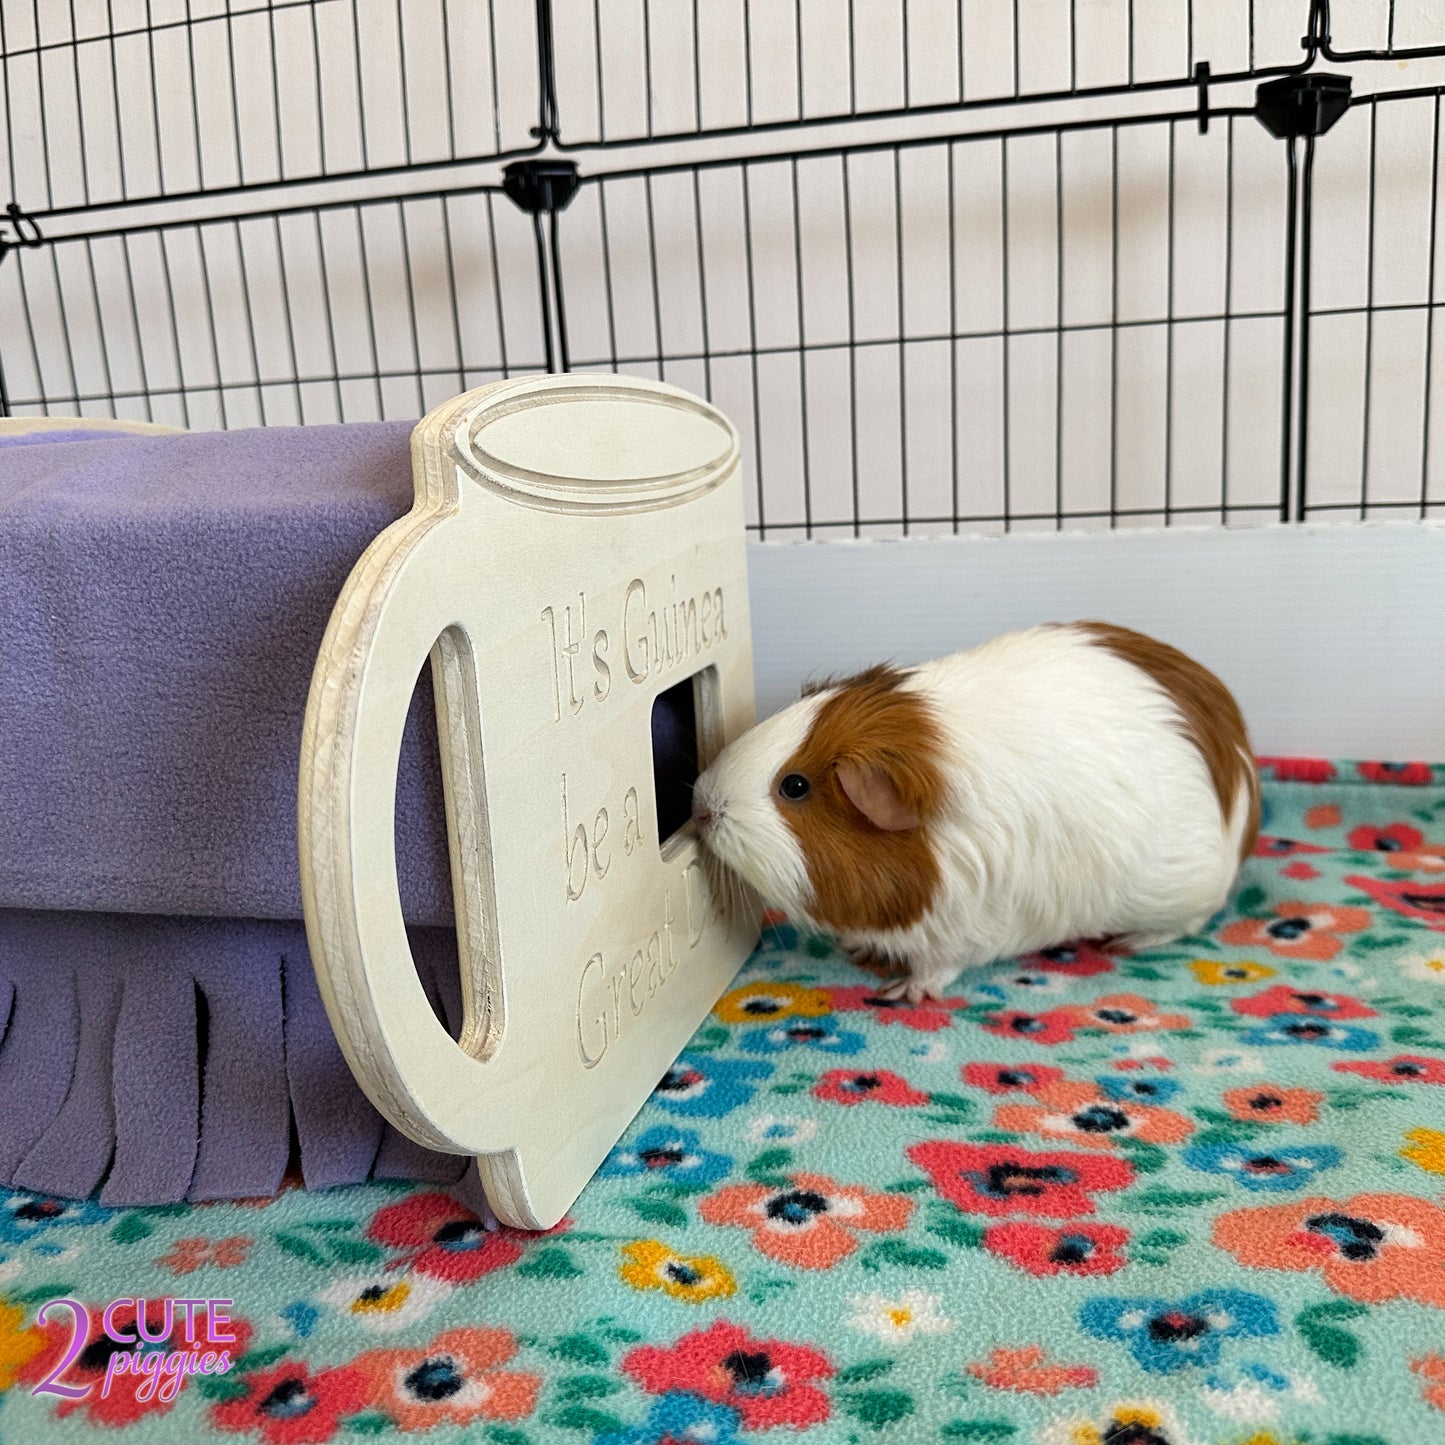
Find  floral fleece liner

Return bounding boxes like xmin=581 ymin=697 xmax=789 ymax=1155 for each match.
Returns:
xmin=3 ymin=759 xmax=1445 ymax=1445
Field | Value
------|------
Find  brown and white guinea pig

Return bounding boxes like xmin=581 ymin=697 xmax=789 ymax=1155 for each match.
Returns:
xmin=691 ymin=622 xmax=1259 ymax=1002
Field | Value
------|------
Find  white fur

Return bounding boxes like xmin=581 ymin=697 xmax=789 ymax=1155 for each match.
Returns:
xmin=695 ymin=624 xmax=1252 ymax=1000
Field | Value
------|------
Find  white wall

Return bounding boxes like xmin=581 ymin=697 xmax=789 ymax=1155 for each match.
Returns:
xmin=748 ymin=522 xmax=1445 ymax=755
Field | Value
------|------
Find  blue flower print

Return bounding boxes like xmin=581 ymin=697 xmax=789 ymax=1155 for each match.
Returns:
xmin=597 ymin=1392 xmax=742 ymax=1445
xmin=1080 ymin=1289 xmax=1279 ymax=1373
xmin=1238 ymin=1014 xmax=1379 ymax=1051
xmin=740 ymin=1015 xmax=865 ymax=1058
xmin=599 ymin=1126 xmax=733 ymax=1185
xmin=651 ymin=1055 xmax=774 ymax=1118
xmin=1182 ymin=1141 xmax=1343 ymax=1191
xmin=1098 ymin=1075 xmax=1182 ymax=1104
xmin=0 ymin=1192 xmax=111 ymax=1247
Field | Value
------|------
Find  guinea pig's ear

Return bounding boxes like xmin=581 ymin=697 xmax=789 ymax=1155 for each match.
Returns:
xmin=835 ymin=760 xmax=922 ymax=832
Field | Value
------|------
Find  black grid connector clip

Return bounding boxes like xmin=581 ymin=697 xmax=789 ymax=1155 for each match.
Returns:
xmin=502 ymin=159 xmax=581 ymax=217
xmin=0 ymin=202 xmax=44 ymax=267
xmin=1254 ymin=73 xmax=1351 ymax=140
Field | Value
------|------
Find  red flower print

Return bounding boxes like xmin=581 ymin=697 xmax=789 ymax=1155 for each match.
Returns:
xmin=966 ymin=1345 xmax=1098 ymax=1395
xmin=1230 ymin=985 xmax=1376 ymax=1021
xmin=1282 ymin=862 xmax=1322 ymax=881
xmin=1021 ymin=944 xmax=1117 ymax=976
xmin=979 ymin=1009 xmax=1080 ymax=1046
xmin=352 ymin=1327 xmax=539 ymax=1430
xmin=961 ymin=1062 xmax=1066 ymax=1095
xmin=1213 ymin=1193 xmax=1445 ymax=1307
xmin=367 ymin=1192 xmax=523 ymax=1283
xmin=813 ymin=1069 xmax=929 ymax=1107
xmin=983 ymin=1222 xmax=1129 ymax=1277
xmin=1074 ymin=993 xmax=1190 ymax=1034
xmin=1358 ymin=761 xmax=1433 ymax=786
xmin=1222 ymin=1085 xmax=1323 ymax=1124
xmin=907 ymin=1141 xmax=1134 ymax=1218
xmin=18 ymin=1301 xmax=251 ymax=1427
xmin=1258 ymin=757 xmax=1336 ymax=783
xmin=1345 ymin=875 xmax=1445 ymax=931
xmin=1349 ymin=822 xmax=1426 ymax=853
xmin=1335 ymin=1054 xmax=1445 ymax=1085
xmin=1254 ymin=836 xmax=1331 ymax=857
xmin=624 ymin=1321 xmax=833 ymax=1430
xmin=1220 ymin=902 xmax=1371 ymax=961
xmin=824 ymin=985 xmax=966 ymax=1031
xmin=212 ymin=1361 xmax=370 ymax=1444
xmin=1306 ymin=803 xmax=1343 ymax=829
xmin=1413 ymin=1352 xmax=1445 ymax=1412
xmin=157 ymin=1235 xmax=252 ymax=1274
xmin=993 ymin=1085 xmax=1193 ymax=1152
xmin=699 ymin=1172 xmax=912 ymax=1269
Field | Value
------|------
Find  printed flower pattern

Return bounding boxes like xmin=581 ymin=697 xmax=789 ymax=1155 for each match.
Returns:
xmin=980 ymin=1008 xmax=1081 ymax=1045
xmin=1237 ymin=1015 xmax=1379 ymax=1050
xmin=738 ymin=1015 xmax=865 ymax=1056
xmin=623 ymin=1321 xmax=833 ymax=1430
xmin=1220 ymin=902 xmax=1371 ymax=961
xmin=962 ymin=1061 xmax=1067 ymax=1094
xmin=908 ymin=1141 xmax=1135 ymax=1217
xmin=714 ymin=982 xmax=831 ymax=1024
xmin=620 ymin=1240 xmax=737 ymax=1302
xmin=1022 ymin=943 xmax=1119 ymax=976
xmin=984 ymin=1222 xmax=1131 ymax=1277
xmin=1230 ymin=984 xmax=1377 ymax=1020
xmin=1222 ymin=1084 xmax=1323 ymax=1124
xmin=651 ymin=1056 xmax=774 ymax=1117
xmin=967 ymin=1344 xmax=1098 ymax=1394
xmin=366 ymin=1193 xmax=523 ymax=1284
xmin=1213 ymin=1193 xmax=1445 ymax=1306
xmin=600 ymin=1126 xmax=734 ymax=1185
xmin=1074 ymin=994 xmax=1192 ymax=1034
xmin=1335 ymin=1053 xmax=1445 ymax=1084
xmin=992 ymin=1081 xmax=1194 ymax=1152
xmin=1182 ymin=1140 xmax=1343 ymax=1191
xmin=1079 ymin=1289 xmax=1279 ymax=1373
xmin=211 ymin=1361 xmax=369 ymax=1444
xmin=2 ymin=758 xmax=1444 ymax=1444
xmin=351 ymin=1327 xmax=539 ymax=1430
xmin=699 ymin=1173 xmax=911 ymax=1268
xmin=824 ymin=984 xmax=967 ymax=1030
xmin=812 ymin=1068 xmax=929 ymax=1106
xmin=1191 ymin=958 xmax=1279 ymax=985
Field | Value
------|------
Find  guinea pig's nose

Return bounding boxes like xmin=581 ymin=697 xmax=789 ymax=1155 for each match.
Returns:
xmin=691 ymin=786 xmax=721 ymax=829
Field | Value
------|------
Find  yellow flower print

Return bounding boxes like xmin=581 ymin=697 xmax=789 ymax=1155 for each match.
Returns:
xmin=714 ymin=981 xmax=830 ymax=1025
xmin=619 ymin=1240 xmax=736 ymax=1303
xmin=0 ymin=1299 xmax=45 ymax=1392
xmin=1402 ymin=1128 xmax=1445 ymax=1176
xmin=1190 ymin=959 xmax=1277 ymax=986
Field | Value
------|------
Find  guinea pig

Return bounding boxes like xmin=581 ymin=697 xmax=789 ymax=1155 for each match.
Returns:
xmin=691 ymin=621 xmax=1259 ymax=1002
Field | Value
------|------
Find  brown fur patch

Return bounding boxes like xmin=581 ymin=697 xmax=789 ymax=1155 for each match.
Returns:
xmin=799 ymin=663 xmax=910 ymax=699
xmin=776 ymin=669 xmax=948 ymax=934
xmin=1078 ymin=622 xmax=1260 ymax=863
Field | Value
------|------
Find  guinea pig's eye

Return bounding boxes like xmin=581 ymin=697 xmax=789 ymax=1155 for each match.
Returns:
xmin=778 ymin=773 xmax=811 ymax=802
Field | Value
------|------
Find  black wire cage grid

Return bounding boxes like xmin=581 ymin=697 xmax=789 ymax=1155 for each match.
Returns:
xmin=1 ymin=0 xmax=1443 ymax=537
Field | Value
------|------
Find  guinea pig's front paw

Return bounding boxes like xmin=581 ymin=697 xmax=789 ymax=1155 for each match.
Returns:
xmin=877 ymin=975 xmax=944 ymax=1005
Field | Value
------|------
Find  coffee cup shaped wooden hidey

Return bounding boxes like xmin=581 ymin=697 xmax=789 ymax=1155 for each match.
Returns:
xmin=299 ymin=375 xmax=760 ymax=1229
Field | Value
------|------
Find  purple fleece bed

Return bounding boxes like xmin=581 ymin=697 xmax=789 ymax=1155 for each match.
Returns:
xmin=0 ymin=419 xmax=703 ymax=1207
